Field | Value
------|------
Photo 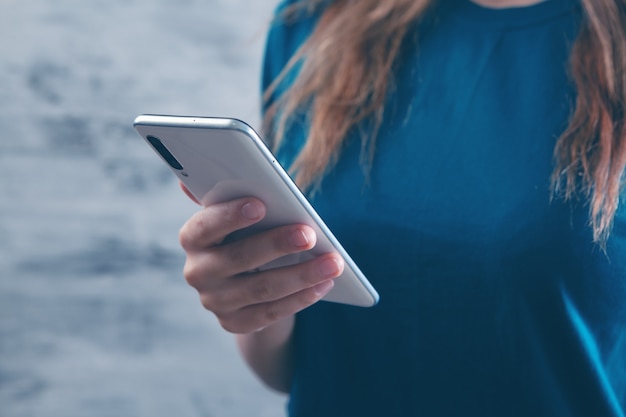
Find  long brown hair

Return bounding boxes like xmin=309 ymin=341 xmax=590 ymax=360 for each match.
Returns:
xmin=263 ymin=0 xmax=626 ymax=244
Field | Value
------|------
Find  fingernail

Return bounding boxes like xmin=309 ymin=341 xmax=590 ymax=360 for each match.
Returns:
xmin=241 ymin=202 xmax=261 ymax=220
xmin=318 ymin=257 xmax=340 ymax=278
xmin=314 ymin=280 xmax=335 ymax=296
xmin=289 ymin=229 xmax=310 ymax=248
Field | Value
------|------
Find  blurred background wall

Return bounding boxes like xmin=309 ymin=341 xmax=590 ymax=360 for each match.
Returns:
xmin=0 ymin=1 xmax=286 ymax=416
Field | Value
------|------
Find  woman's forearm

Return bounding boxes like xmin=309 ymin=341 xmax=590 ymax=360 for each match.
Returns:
xmin=236 ymin=315 xmax=296 ymax=394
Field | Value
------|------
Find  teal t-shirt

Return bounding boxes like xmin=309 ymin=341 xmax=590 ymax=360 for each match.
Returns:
xmin=262 ymin=0 xmax=626 ymax=415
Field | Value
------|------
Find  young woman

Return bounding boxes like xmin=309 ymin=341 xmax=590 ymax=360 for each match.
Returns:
xmin=179 ymin=0 xmax=626 ymax=415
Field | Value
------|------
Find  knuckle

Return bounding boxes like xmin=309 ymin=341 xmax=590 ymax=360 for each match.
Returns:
xmin=183 ymin=260 xmax=203 ymax=288
xmin=262 ymin=303 xmax=283 ymax=324
xmin=200 ymin=290 xmax=230 ymax=315
xmin=226 ymin=242 xmax=255 ymax=270
xmin=179 ymin=213 xmax=206 ymax=251
xmin=178 ymin=222 xmax=194 ymax=251
xmin=248 ymin=277 xmax=274 ymax=302
xmin=199 ymin=292 xmax=218 ymax=311
xmin=194 ymin=212 xmax=212 ymax=236
xmin=183 ymin=253 xmax=220 ymax=290
xmin=215 ymin=202 xmax=242 ymax=229
xmin=291 ymin=263 xmax=321 ymax=288
xmin=272 ymin=229 xmax=293 ymax=254
xmin=179 ymin=204 xmax=238 ymax=251
xmin=300 ymin=267 xmax=320 ymax=286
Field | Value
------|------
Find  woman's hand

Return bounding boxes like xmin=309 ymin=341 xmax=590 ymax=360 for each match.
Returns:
xmin=179 ymin=196 xmax=343 ymax=334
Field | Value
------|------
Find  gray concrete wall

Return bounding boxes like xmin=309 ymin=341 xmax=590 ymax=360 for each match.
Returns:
xmin=0 ymin=1 xmax=287 ymax=416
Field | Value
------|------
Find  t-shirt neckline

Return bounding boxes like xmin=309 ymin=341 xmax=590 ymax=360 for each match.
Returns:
xmin=446 ymin=0 xmax=580 ymax=29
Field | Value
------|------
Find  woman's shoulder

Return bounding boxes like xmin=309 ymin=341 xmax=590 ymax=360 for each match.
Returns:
xmin=262 ymin=0 xmax=323 ymax=93
xmin=265 ymin=1 xmax=322 ymax=58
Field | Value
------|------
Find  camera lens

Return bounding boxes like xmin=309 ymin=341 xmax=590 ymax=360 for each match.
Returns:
xmin=147 ymin=135 xmax=183 ymax=170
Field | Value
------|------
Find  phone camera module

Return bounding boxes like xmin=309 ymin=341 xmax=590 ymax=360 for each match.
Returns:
xmin=147 ymin=135 xmax=183 ymax=170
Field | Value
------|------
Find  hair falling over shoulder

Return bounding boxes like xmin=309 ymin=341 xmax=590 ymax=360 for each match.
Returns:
xmin=263 ymin=0 xmax=626 ymax=244
xmin=553 ymin=0 xmax=626 ymax=244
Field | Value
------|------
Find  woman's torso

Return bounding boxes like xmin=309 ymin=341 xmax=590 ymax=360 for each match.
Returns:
xmin=262 ymin=0 xmax=626 ymax=415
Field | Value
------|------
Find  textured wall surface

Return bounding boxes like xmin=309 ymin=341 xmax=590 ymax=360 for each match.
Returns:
xmin=0 ymin=1 xmax=286 ymax=416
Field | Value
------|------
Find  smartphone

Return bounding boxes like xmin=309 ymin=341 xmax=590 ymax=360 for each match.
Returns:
xmin=133 ymin=114 xmax=379 ymax=307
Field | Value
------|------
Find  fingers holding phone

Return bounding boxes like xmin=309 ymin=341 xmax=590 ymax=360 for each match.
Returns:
xmin=179 ymin=197 xmax=267 ymax=250
xmin=135 ymin=115 xmax=378 ymax=307
xmin=179 ymin=197 xmax=343 ymax=334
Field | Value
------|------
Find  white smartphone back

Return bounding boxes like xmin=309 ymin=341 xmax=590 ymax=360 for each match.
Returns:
xmin=133 ymin=114 xmax=379 ymax=307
